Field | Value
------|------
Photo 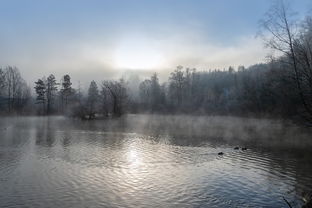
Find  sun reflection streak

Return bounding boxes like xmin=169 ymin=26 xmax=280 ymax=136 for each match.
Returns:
xmin=127 ymin=149 xmax=141 ymax=166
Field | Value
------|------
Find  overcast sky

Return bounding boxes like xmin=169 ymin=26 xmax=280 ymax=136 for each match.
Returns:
xmin=0 ymin=0 xmax=311 ymax=86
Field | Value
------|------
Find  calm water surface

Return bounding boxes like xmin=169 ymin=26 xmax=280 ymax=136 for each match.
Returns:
xmin=0 ymin=115 xmax=312 ymax=208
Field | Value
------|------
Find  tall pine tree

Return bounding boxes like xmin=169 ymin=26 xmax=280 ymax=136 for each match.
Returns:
xmin=34 ymin=79 xmax=46 ymax=114
xmin=46 ymin=74 xmax=58 ymax=114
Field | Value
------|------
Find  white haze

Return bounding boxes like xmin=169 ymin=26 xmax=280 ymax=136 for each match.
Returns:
xmin=0 ymin=32 xmax=269 ymax=87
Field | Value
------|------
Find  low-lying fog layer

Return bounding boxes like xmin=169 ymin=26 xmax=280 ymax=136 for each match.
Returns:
xmin=0 ymin=115 xmax=311 ymax=207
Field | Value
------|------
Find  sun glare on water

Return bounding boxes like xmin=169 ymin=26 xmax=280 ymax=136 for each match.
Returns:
xmin=113 ymin=38 xmax=164 ymax=70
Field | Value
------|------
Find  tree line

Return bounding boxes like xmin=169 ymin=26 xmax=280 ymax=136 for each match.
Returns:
xmin=0 ymin=66 xmax=31 ymax=114
xmin=33 ymin=75 xmax=128 ymax=119
xmin=0 ymin=1 xmax=311 ymax=123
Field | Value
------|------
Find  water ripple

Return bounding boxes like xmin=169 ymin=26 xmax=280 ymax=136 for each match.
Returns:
xmin=0 ymin=116 xmax=311 ymax=208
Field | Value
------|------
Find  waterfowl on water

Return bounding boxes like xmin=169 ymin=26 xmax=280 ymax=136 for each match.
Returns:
xmin=234 ymin=147 xmax=239 ymax=150
xmin=218 ymin=152 xmax=224 ymax=155
xmin=242 ymin=147 xmax=247 ymax=151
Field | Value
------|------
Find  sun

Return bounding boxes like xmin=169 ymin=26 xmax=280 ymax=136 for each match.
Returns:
xmin=113 ymin=37 xmax=164 ymax=70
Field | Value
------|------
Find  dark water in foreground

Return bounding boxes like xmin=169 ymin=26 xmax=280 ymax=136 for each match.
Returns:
xmin=0 ymin=115 xmax=312 ymax=208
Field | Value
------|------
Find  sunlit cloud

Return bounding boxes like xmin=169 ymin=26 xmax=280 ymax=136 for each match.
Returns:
xmin=0 ymin=30 xmax=268 ymax=86
xmin=1 ymin=0 xmax=308 ymax=85
xmin=113 ymin=36 xmax=165 ymax=70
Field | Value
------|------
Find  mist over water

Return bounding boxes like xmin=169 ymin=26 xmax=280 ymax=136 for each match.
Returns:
xmin=1 ymin=0 xmax=312 ymax=207
xmin=0 ymin=115 xmax=311 ymax=208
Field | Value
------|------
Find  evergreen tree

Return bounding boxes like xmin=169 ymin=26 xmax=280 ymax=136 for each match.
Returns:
xmin=46 ymin=74 xmax=58 ymax=114
xmin=61 ymin=74 xmax=72 ymax=111
xmin=34 ymin=79 xmax=46 ymax=114
xmin=87 ymin=80 xmax=99 ymax=119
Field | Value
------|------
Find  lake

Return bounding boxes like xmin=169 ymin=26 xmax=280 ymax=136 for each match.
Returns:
xmin=0 ymin=115 xmax=311 ymax=207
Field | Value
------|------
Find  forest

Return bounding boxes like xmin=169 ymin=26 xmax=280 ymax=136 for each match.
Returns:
xmin=0 ymin=3 xmax=312 ymax=124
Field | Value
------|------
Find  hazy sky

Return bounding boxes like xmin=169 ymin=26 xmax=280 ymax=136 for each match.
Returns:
xmin=0 ymin=0 xmax=311 ymax=85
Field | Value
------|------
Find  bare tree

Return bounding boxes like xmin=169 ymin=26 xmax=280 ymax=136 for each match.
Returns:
xmin=260 ymin=0 xmax=312 ymax=120
xmin=100 ymin=83 xmax=111 ymax=117
xmin=102 ymin=79 xmax=127 ymax=117
xmin=139 ymin=79 xmax=152 ymax=109
xmin=139 ymin=73 xmax=163 ymax=112
xmin=294 ymin=17 xmax=312 ymax=113
xmin=4 ymin=66 xmax=24 ymax=112
xmin=169 ymin=65 xmax=185 ymax=107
